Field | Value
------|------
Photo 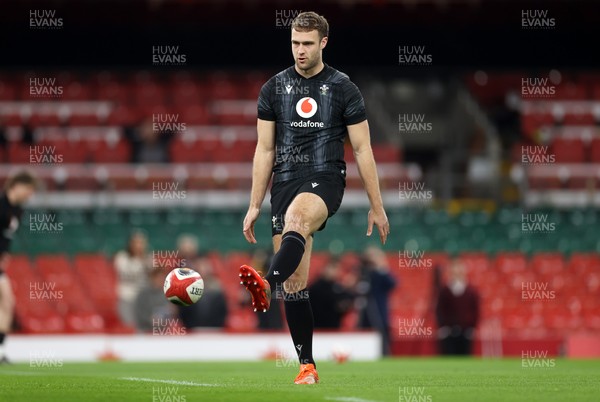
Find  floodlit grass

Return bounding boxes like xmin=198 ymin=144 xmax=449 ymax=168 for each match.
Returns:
xmin=1 ymin=358 xmax=599 ymax=402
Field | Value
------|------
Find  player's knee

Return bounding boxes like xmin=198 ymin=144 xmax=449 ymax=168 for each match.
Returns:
xmin=282 ymin=212 xmax=312 ymax=237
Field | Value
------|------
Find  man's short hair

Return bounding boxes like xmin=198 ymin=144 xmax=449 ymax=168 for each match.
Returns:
xmin=4 ymin=170 xmax=39 ymax=191
xmin=291 ymin=11 xmax=329 ymax=40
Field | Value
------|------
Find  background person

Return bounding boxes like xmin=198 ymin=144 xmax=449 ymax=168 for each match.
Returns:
xmin=435 ymin=260 xmax=480 ymax=355
xmin=114 ymin=230 xmax=151 ymax=327
xmin=0 ymin=171 xmax=38 ymax=363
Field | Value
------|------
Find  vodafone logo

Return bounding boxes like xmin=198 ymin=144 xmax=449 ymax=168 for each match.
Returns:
xmin=295 ymin=97 xmax=318 ymax=118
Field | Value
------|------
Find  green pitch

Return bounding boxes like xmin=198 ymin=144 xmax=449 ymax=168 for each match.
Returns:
xmin=1 ymin=358 xmax=598 ymax=402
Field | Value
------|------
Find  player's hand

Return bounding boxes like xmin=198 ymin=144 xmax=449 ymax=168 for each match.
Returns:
xmin=242 ymin=207 xmax=260 ymax=244
xmin=367 ymin=208 xmax=390 ymax=245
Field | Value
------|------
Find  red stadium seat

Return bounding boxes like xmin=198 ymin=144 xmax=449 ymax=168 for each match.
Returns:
xmin=554 ymin=83 xmax=587 ymax=100
xmin=169 ymin=138 xmax=203 ymax=163
xmin=0 ymin=81 xmax=17 ymax=100
xmin=562 ymin=112 xmax=595 ymax=126
xmin=65 ymin=311 xmax=105 ymax=333
xmin=106 ymin=105 xmax=140 ymax=126
xmin=550 ymin=138 xmax=585 ymax=163
xmin=20 ymin=313 xmax=65 ymax=334
xmin=589 ymin=138 xmax=600 ymax=163
xmin=69 ymin=114 xmax=102 ymax=126
xmin=521 ymin=113 xmax=555 ymax=137
xmin=372 ymin=145 xmax=402 ymax=163
xmin=97 ymin=82 xmax=131 ymax=104
xmin=28 ymin=113 xmax=62 ymax=128
xmin=530 ymin=253 xmax=564 ymax=275
xmin=73 ymin=254 xmax=118 ymax=322
xmin=62 ymin=82 xmax=93 ymax=100
xmin=495 ymin=252 xmax=527 ymax=274
xmin=91 ymin=139 xmax=131 ymax=163
xmin=180 ymin=104 xmax=211 ymax=125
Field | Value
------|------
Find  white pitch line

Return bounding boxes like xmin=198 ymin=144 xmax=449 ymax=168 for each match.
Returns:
xmin=325 ymin=397 xmax=381 ymax=402
xmin=120 ymin=376 xmax=218 ymax=387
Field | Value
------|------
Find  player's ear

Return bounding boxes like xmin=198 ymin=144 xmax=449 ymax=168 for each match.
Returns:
xmin=321 ymin=36 xmax=328 ymax=49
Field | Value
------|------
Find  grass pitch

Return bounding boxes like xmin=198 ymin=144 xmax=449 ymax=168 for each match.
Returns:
xmin=1 ymin=358 xmax=598 ymax=402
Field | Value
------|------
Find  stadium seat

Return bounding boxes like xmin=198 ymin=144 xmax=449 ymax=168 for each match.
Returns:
xmin=551 ymin=138 xmax=586 ymax=163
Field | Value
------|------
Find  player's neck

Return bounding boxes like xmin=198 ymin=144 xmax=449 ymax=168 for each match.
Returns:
xmin=294 ymin=61 xmax=325 ymax=79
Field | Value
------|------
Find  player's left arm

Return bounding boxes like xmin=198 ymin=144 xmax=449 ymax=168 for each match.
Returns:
xmin=348 ymin=120 xmax=390 ymax=245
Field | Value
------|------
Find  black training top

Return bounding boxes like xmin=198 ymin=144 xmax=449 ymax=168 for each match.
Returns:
xmin=257 ymin=64 xmax=367 ymax=183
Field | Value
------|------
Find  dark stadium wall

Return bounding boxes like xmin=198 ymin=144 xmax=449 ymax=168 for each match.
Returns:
xmin=0 ymin=0 xmax=598 ymax=70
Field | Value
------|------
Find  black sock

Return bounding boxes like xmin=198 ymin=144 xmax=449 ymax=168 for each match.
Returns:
xmin=265 ymin=231 xmax=306 ymax=290
xmin=284 ymin=289 xmax=315 ymax=366
xmin=0 ymin=333 xmax=5 ymax=344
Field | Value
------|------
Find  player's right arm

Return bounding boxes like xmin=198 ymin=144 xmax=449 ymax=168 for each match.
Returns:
xmin=243 ymin=118 xmax=276 ymax=244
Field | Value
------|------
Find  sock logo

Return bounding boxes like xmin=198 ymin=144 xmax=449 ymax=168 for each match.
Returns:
xmin=274 ymin=271 xmax=280 ymax=275
xmin=295 ymin=344 xmax=303 ymax=352
xmin=311 ymin=182 xmax=319 ymax=188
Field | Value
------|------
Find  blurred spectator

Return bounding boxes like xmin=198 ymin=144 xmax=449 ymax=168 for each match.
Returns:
xmin=114 ymin=231 xmax=151 ymax=327
xmin=356 ymin=246 xmax=397 ymax=356
xmin=175 ymin=234 xmax=228 ymax=328
xmin=252 ymin=249 xmax=283 ymax=330
xmin=125 ymin=118 xmax=172 ymax=163
xmin=435 ymin=260 xmax=480 ymax=355
xmin=176 ymin=234 xmax=202 ymax=269
xmin=134 ymin=268 xmax=174 ymax=332
xmin=309 ymin=256 xmax=354 ymax=329
xmin=21 ymin=120 xmax=34 ymax=145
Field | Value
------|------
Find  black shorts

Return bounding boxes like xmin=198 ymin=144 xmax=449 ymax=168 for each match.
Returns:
xmin=270 ymin=172 xmax=345 ymax=236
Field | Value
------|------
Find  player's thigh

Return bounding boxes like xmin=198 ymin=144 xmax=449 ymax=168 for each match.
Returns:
xmin=283 ymin=192 xmax=328 ymax=237
xmin=0 ymin=275 xmax=14 ymax=309
xmin=283 ymin=234 xmax=313 ymax=293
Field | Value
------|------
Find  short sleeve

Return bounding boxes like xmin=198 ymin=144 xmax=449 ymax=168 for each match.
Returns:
xmin=257 ymin=80 xmax=276 ymax=121
xmin=343 ymin=81 xmax=367 ymax=126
